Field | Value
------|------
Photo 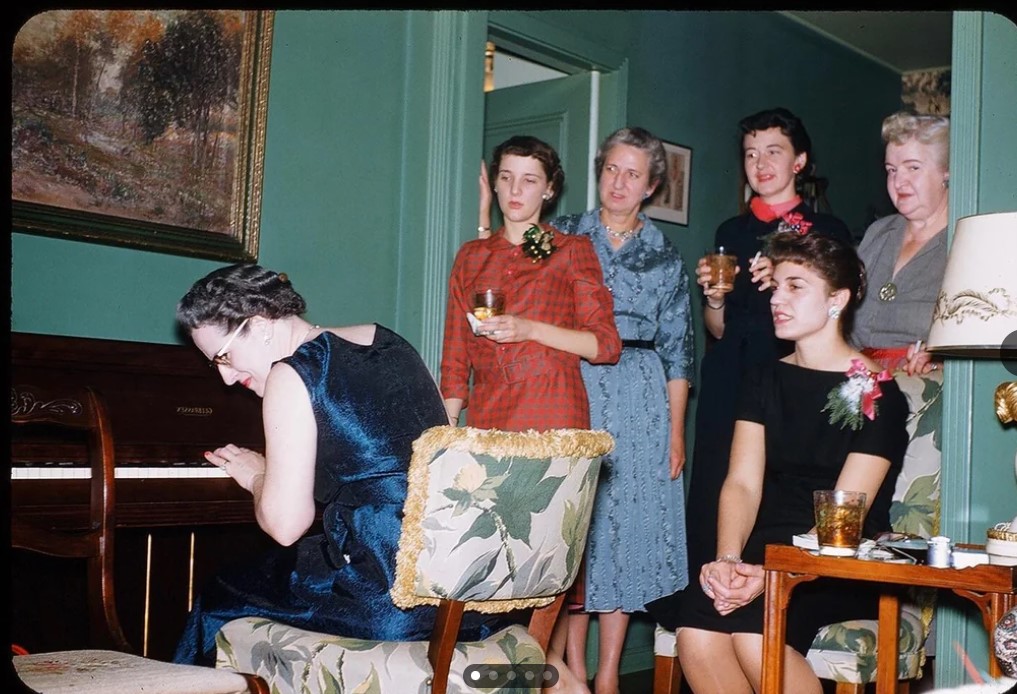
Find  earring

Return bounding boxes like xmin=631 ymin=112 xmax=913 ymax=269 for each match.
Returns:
xmin=541 ymin=193 xmax=549 ymax=200
xmin=793 ymin=165 xmax=801 ymax=173
xmin=828 ymin=306 xmax=842 ymax=319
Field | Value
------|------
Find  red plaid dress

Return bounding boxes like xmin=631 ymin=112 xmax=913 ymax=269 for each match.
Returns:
xmin=440 ymin=226 xmax=620 ymax=431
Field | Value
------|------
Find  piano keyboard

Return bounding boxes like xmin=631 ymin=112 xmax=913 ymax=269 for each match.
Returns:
xmin=11 ymin=465 xmax=229 ymax=480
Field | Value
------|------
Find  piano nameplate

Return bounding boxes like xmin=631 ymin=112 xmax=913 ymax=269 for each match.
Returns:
xmin=176 ymin=406 xmax=214 ymax=416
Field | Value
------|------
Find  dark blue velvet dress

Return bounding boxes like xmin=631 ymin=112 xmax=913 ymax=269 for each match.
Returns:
xmin=174 ymin=325 xmax=500 ymax=664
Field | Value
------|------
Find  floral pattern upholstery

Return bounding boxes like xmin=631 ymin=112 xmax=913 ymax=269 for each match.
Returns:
xmin=806 ymin=370 xmax=942 ymax=685
xmin=216 ymin=426 xmax=613 ymax=693
xmin=996 ymin=606 xmax=1017 ymax=679
xmin=217 ymin=620 xmax=543 ymax=694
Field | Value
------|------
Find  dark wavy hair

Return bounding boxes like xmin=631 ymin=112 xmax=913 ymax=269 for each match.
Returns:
xmin=593 ymin=126 xmax=668 ymax=191
xmin=766 ymin=231 xmax=866 ymax=340
xmin=739 ymin=107 xmax=814 ymax=182
xmin=176 ymin=264 xmax=307 ymax=332
xmin=488 ymin=135 xmax=566 ymax=207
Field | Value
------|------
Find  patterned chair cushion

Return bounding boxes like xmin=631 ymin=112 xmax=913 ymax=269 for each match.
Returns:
xmin=996 ymin=606 xmax=1017 ymax=678
xmin=14 ymin=649 xmax=254 ymax=694
xmin=217 ymin=617 xmax=544 ymax=694
xmin=806 ymin=605 xmax=927 ymax=681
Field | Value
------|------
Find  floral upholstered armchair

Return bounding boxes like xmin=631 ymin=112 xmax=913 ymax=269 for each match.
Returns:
xmin=652 ymin=370 xmax=943 ymax=694
xmin=215 ymin=425 xmax=613 ymax=694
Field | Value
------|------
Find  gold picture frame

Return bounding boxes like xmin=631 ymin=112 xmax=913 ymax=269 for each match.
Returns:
xmin=12 ymin=10 xmax=274 ymax=261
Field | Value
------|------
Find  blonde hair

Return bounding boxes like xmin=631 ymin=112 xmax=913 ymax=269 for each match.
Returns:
xmin=881 ymin=112 xmax=950 ymax=171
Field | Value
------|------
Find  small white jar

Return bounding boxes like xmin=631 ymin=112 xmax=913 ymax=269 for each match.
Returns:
xmin=927 ymin=535 xmax=953 ymax=568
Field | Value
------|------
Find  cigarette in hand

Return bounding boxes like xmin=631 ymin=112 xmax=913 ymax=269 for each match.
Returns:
xmin=914 ymin=339 xmax=923 ymax=355
xmin=749 ymin=251 xmax=761 ymax=270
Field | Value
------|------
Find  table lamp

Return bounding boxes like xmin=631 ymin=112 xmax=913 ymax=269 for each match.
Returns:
xmin=925 ymin=211 xmax=1017 ymax=560
xmin=925 ymin=211 xmax=1017 ymax=357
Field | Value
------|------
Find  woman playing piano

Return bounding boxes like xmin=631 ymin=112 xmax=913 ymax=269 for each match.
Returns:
xmin=172 ymin=264 xmax=501 ymax=664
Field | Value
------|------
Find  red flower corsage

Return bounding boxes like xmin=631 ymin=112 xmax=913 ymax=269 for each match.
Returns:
xmin=777 ymin=211 xmax=813 ymax=236
xmin=822 ymin=358 xmax=893 ymax=430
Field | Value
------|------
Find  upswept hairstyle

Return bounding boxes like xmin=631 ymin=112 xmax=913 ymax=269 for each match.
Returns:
xmin=767 ymin=230 xmax=866 ymax=340
xmin=739 ymin=107 xmax=813 ymax=157
xmin=593 ymin=126 xmax=669 ymax=191
xmin=488 ymin=135 xmax=566 ymax=207
xmin=176 ymin=264 xmax=307 ymax=332
xmin=881 ymin=111 xmax=950 ymax=171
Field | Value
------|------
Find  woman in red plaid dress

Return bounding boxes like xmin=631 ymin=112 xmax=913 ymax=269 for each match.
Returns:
xmin=440 ymin=136 xmax=620 ymax=431
xmin=440 ymin=136 xmax=619 ymax=694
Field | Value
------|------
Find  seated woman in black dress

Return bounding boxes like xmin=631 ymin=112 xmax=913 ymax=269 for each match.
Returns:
xmin=172 ymin=264 xmax=499 ymax=664
xmin=648 ymin=232 xmax=909 ymax=694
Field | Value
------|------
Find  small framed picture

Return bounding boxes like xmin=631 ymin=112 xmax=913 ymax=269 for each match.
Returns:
xmin=645 ymin=140 xmax=692 ymax=226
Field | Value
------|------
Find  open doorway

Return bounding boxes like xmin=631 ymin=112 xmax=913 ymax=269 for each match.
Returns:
xmin=481 ymin=43 xmax=610 ymax=229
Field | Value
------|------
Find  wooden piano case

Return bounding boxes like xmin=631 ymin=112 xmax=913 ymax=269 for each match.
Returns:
xmin=10 ymin=332 xmax=294 ymax=659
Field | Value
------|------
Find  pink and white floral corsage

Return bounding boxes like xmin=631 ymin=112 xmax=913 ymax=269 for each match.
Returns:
xmin=822 ymin=358 xmax=893 ymax=430
xmin=777 ymin=211 xmax=813 ymax=236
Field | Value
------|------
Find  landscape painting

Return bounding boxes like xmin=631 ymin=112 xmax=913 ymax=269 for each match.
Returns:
xmin=12 ymin=10 xmax=273 ymax=260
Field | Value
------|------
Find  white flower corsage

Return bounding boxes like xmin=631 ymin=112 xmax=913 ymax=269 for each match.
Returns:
xmin=822 ymin=358 xmax=893 ymax=430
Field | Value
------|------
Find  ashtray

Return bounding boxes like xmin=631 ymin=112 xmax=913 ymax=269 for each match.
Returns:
xmin=876 ymin=538 xmax=929 ymax=564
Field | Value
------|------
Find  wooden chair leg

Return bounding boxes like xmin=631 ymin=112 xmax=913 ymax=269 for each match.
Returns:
xmin=834 ymin=682 xmax=864 ymax=694
xmin=653 ymin=654 xmax=682 ymax=694
xmin=240 ymin=673 xmax=271 ymax=694
xmin=528 ymin=594 xmax=566 ymax=653
xmin=428 ymin=599 xmax=465 ymax=694
xmin=898 ymin=682 xmax=910 ymax=694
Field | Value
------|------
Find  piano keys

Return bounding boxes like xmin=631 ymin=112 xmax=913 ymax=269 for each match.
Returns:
xmin=11 ymin=464 xmax=230 ymax=479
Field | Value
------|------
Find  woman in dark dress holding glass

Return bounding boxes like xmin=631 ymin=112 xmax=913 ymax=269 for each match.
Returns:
xmin=679 ymin=108 xmax=854 ymax=585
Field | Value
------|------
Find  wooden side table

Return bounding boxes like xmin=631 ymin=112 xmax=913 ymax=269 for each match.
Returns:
xmin=761 ymin=543 xmax=1017 ymax=694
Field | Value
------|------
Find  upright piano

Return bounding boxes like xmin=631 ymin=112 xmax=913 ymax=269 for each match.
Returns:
xmin=10 ymin=332 xmax=279 ymax=659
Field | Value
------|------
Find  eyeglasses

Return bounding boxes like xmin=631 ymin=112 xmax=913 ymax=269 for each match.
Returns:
xmin=209 ymin=317 xmax=250 ymax=369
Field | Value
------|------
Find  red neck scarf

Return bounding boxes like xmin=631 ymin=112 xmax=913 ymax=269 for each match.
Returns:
xmin=749 ymin=195 xmax=802 ymax=222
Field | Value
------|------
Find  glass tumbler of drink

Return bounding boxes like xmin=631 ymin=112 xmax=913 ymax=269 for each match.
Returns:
xmin=472 ymin=288 xmax=506 ymax=321
xmin=813 ymin=490 xmax=867 ymax=557
xmin=705 ymin=246 xmax=737 ymax=293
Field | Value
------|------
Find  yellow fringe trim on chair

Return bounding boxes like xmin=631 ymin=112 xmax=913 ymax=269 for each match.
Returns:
xmin=391 ymin=426 xmax=613 ymax=613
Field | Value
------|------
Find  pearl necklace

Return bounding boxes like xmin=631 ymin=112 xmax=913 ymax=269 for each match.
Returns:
xmin=605 ymin=223 xmax=639 ymax=241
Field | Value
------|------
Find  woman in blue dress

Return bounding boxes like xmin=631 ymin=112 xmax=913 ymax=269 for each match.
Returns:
xmin=172 ymin=264 xmax=499 ymax=665
xmin=479 ymin=126 xmax=695 ymax=694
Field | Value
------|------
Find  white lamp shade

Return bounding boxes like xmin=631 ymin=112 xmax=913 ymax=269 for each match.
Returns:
xmin=926 ymin=211 xmax=1017 ymax=356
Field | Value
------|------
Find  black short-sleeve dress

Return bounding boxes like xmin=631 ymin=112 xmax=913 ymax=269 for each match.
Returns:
xmin=648 ymin=359 xmax=908 ymax=654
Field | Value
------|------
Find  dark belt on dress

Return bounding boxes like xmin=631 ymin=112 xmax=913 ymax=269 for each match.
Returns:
xmin=621 ymin=339 xmax=655 ymax=350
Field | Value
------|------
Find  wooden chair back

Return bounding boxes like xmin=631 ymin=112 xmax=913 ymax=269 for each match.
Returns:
xmin=11 ymin=384 xmax=130 ymax=652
